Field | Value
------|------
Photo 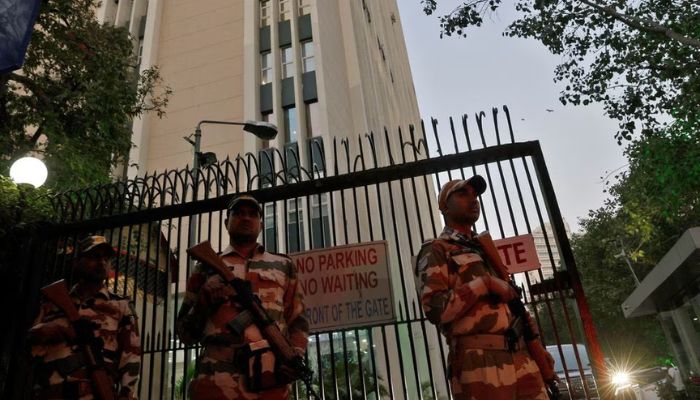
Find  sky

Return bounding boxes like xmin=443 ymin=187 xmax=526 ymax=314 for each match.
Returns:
xmin=396 ymin=2 xmax=628 ymax=233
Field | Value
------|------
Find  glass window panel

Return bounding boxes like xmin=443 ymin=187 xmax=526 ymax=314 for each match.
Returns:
xmin=287 ymin=199 xmax=305 ymax=252
xmin=302 ymin=41 xmax=315 ymax=73
xmin=261 ymin=52 xmax=272 ymax=84
xmin=281 ymin=46 xmax=294 ymax=79
xmin=311 ymin=194 xmax=330 ymax=249
xmin=259 ymin=148 xmax=275 ymax=188
xmin=264 ymin=203 xmax=277 ymax=252
xmin=279 ymin=0 xmax=290 ymax=21
xmin=260 ymin=0 xmax=270 ymax=27
xmin=284 ymin=107 xmax=298 ymax=143
xmin=298 ymin=0 xmax=311 ymax=15
xmin=307 ymin=135 xmax=324 ymax=176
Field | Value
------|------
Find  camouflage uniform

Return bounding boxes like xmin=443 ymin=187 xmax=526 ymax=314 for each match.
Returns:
xmin=29 ymin=285 xmax=141 ymax=399
xmin=417 ymin=227 xmax=547 ymax=400
xmin=176 ymin=244 xmax=309 ymax=400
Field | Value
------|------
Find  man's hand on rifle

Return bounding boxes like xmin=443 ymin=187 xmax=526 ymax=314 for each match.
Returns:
xmin=29 ymin=321 xmax=74 ymax=344
xmin=231 ymin=278 xmax=254 ymax=309
xmin=72 ymin=318 xmax=99 ymax=344
xmin=201 ymin=278 xmax=236 ymax=305
xmin=481 ymin=275 xmax=519 ymax=302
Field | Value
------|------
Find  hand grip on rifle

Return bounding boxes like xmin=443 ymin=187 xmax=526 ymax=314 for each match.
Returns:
xmin=40 ymin=280 xmax=116 ymax=400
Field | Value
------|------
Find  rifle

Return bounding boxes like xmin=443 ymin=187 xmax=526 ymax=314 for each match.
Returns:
xmin=40 ymin=280 xmax=116 ymax=400
xmin=186 ymin=241 xmax=318 ymax=398
xmin=475 ymin=232 xmax=561 ymax=400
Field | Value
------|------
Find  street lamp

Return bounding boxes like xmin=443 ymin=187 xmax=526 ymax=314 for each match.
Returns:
xmin=10 ymin=156 xmax=48 ymax=188
xmin=183 ymin=119 xmax=278 ymax=251
xmin=183 ymin=120 xmax=278 ymax=169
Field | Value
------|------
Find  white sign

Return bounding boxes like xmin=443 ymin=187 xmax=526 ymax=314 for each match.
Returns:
xmin=289 ymin=241 xmax=395 ymax=332
xmin=494 ymin=234 xmax=541 ymax=274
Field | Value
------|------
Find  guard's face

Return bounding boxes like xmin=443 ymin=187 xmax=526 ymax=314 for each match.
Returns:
xmin=75 ymin=248 xmax=112 ymax=283
xmin=226 ymin=203 xmax=262 ymax=243
xmin=444 ymin=184 xmax=481 ymax=226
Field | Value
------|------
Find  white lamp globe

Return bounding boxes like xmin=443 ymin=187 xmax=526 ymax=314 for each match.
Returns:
xmin=10 ymin=156 xmax=48 ymax=188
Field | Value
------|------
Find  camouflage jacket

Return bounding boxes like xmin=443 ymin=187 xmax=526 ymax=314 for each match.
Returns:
xmin=417 ymin=227 xmax=513 ymax=339
xmin=29 ymin=285 xmax=141 ymax=399
xmin=176 ymin=243 xmax=309 ymax=352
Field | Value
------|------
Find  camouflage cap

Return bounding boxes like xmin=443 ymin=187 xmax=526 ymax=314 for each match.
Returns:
xmin=227 ymin=195 xmax=262 ymax=214
xmin=438 ymin=175 xmax=487 ymax=211
xmin=78 ymin=235 xmax=116 ymax=257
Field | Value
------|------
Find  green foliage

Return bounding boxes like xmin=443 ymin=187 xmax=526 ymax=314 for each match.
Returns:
xmin=174 ymin=363 xmax=196 ymax=400
xmin=421 ymin=0 xmax=700 ymax=143
xmin=0 ymin=176 xmax=57 ymax=272
xmin=0 ymin=0 xmax=170 ymax=189
xmin=568 ymin=125 xmax=700 ymax=367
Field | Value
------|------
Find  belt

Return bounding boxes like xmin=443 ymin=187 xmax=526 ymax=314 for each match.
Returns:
xmin=41 ymin=353 xmax=89 ymax=377
xmin=202 ymin=345 xmax=238 ymax=363
xmin=35 ymin=380 xmax=93 ymax=399
xmin=451 ymin=333 xmax=527 ymax=352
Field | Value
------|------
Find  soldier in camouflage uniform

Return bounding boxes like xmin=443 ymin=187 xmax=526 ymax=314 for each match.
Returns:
xmin=417 ymin=176 xmax=549 ymax=400
xmin=176 ymin=195 xmax=309 ymax=400
xmin=29 ymin=235 xmax=141 ymax=399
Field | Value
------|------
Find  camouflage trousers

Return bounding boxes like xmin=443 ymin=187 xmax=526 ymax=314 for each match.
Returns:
xmin=449 ymin=347 xmax=548 ymax=400
xmin=188 ymin=356 xmax=289 ymax=400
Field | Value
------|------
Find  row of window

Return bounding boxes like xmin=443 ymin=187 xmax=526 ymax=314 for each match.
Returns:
xmin=261 ymin=0 xmax=311 ymax=27
xmin=264 ymin=195 xmax=331 ymax=252
xmin=261 ymin=41 xmax=314 ymax=84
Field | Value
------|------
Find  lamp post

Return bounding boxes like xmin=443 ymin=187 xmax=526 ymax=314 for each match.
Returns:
xmin=9 ymin=156 xmax=48 ymax=222
xmin=10 ymin=156 xmax=48 ymax=188
xmin=183 ymin=119 xmax=278 ymax=249
xmin=183 ymin=120 xmax=278 ymax=169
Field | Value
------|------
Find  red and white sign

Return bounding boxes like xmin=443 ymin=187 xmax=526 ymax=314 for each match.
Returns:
xmin=494 ymin=234 xmax=541 ymax=274
xmin=289 ymin=241 xmax=395 ymax=332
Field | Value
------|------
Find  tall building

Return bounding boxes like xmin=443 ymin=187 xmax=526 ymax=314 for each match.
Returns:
xmin=96 ymin=0 xmax=420 ymax=179
xmin=95 ymin=1 xmax=438 ymax=399
xmin=529 ymin=220 xmax=571 ymax=281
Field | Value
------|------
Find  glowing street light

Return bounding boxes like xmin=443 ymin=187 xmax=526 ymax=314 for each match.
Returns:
xmin=10 ymin=156 xmax=48 ymax=188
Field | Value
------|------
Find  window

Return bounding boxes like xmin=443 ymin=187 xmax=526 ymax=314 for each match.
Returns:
xmin=260 ymin=0 xmax=271 ymax=27
xmin=301 ymin=41 xmax=315 ymax=73
xmin=298 ymin=0 xmax=311 ymax=15
xmin=279 ymin=0 xmax=291 ymax=21
xmin=284 ymin=107 xmax=297 ymax=143
xmin=259 ymin=148 xmax=275 ymax=188
xmin=261 ymin=51 xmax=272 ymax=84
xmin=264 ymin=203 xmax=277 ymax=252
xmin=136 ymin=41 xmax=144 ymax=67
xmin=286 ymin=141 xmax=300 ymax=182
xmin=287 ymin=199 xmax=305 ymax=252
xmin=281 ymin=46 xmax=294 ymax=78
xmin=307 ymin=136 xmax=324 ymax=176
xmin=311 ymin=194 xmax=330 ymax=249
xmin=305 ymin=102 xmax=320 ymax=137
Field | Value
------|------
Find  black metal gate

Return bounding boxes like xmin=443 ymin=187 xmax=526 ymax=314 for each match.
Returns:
xmin=2 ymin=107 xmax=606 ymax=399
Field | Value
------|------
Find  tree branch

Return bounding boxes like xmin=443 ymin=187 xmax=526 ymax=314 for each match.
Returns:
xmin=8 ymin=73 xmax=52 ymax=105
xmin=579 ymin=0 xmax=700 ymax=49
xmin=30 ymin=125 xmax=44 ymax=145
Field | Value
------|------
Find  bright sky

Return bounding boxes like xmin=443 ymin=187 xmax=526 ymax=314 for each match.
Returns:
xmin=397 ymin=2 xmax=628 ymax=233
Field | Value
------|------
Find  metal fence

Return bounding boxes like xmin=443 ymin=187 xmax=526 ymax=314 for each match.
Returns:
xmin=3 ymin=107 xmax=605 ymax=399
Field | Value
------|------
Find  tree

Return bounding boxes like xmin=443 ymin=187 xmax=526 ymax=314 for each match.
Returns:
xmin=568 ymin=125 xmax=699 ymax=366
xmin=421 ymin=0 xmax=700 ymax=143
xmin=0 ymin=0 xmax=170 ymax=188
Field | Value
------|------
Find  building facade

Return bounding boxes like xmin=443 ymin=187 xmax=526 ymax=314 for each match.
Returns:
xmin=95 ymin=1 xmax=441 ymax=399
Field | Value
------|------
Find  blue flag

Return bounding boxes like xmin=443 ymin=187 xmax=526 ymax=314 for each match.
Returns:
xmin=0 ymin=0 xmax=42 ymax=75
